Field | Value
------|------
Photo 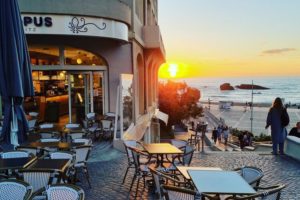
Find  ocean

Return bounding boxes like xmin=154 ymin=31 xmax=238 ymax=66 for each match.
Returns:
xmin=176 ymin=76 xmax=300 ymax=105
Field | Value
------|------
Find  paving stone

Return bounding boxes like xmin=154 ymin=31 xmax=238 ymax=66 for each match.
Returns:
xmin=79 ymin=143 xmax=300 ymax=199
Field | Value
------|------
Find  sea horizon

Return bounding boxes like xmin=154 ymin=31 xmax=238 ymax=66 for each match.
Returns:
xmin=160 ymin=76 xmax=300 ymax=105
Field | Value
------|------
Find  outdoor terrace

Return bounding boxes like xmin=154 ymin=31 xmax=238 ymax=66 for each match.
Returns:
xmin=82 ymin=142 xmax=300 ymax=199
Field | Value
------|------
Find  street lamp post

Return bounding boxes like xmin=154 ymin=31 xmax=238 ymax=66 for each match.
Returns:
xmin=250 ymin=80 xmax=254 ymax=133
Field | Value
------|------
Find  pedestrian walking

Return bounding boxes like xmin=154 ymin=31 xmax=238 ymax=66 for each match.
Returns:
xmin=212 ymin=127 xmax=218 ymax=143
xmin=217 ymin=125 xmax=222 ymax=143
xmin=223 ymin=126 xmax=229 ymax=145
xmin=266 ymin=97 xmax=290 ymax=155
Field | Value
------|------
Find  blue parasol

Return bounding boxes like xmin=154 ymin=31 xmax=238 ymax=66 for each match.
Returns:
xmin=0 ymin=0 xmax=34 ymax=145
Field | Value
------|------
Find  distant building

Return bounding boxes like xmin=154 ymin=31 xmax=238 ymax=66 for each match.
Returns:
xmin=19 ymin=0 xmax=166 ymax=146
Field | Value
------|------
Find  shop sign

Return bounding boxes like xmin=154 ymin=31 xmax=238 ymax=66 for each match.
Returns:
xmin=21 ymin=14 xmax=128 ymax=41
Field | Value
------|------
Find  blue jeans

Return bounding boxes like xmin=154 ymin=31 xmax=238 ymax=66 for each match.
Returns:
xmin=272 ymin=142 xmax=284 ymax=154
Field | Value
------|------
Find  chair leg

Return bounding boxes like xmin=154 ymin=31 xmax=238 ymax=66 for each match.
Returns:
xmin=122 ymin=166 xmax=130 ymax=184
xmin=135 ymin=177 xmax=141 ymax=200
xmin=84 ymin=166 xmax=91 ymax=188
xmin=129 ymin=173 xmax=137 ymax=192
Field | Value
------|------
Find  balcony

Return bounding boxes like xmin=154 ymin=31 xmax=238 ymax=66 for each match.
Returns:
xmin=143 ymin=25 xmax=166 ymax=58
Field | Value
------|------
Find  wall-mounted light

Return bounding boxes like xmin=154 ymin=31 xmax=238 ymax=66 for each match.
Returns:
xmin=76 ymin=58 xmax=82 ymax=64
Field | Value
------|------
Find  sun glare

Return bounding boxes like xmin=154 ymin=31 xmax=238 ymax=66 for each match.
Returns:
xmin=168 ymin=64 xmax=178 ymax=77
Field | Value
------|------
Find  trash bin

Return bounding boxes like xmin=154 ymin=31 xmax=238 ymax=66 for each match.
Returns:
xmin=45 ymin=101 xmax=60 ymax=122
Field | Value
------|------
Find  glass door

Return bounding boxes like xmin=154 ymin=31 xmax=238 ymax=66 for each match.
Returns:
xmin=67 ymin=72 xmax=93 ymax=123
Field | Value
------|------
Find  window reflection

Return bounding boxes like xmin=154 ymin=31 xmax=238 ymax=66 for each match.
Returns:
xmin=29 ymin=45 xmax=60 ymax=65
xmin=64 ymin=47 xmax=106 ymax=66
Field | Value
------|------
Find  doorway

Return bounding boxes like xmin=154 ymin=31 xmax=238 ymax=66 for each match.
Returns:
xmin=67 ymin=71 xmax=105 ymax=123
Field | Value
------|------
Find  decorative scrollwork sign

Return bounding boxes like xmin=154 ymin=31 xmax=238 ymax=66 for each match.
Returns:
xmin=68 ymin=17 xmax=106 ymax=33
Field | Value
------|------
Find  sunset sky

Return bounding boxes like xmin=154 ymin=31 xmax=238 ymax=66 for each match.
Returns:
xmin=158 ymin=0 xmax=300 ymax=78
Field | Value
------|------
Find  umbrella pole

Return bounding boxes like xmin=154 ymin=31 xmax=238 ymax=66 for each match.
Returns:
xmin=0 ymin=96 xmax=2 ymax=117
xmin=10 ymin=98 xmax=19 ymax=147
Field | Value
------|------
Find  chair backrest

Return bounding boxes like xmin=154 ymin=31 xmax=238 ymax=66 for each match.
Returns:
xmin=20 ymin=169 xmax=56 ymax=193
xmin=82 ymin=119 xmax=89 ymax=129
xmin=101 ymin=120 xmax=112 ymax=130
xmin=162 ymin=185 xmax=198 ymax=200
xmin=28 ymin=119 xmax=37 ymax=129
xmin=69 ymin=132 xmax=85 ymax=140
xmin=239 ymin=166 xmax=264 ymax=187
xmin=65 ymin=124 xmax=80 ymax=129
xmin=72 ymin=138 xmax=92 ymax=145
xmin=0 ymin=179 xmax=33 ymax=200
xmin=86 ymin=112 xmax=95 ymax=120
xmin=1 ymin=150 xmax=30 ymax=159
xmin=171 ymin=139 xmax=187 ymax=149
xmin=40 ymin=123 xmax=54 ymax=129
xmin=16 ymin=146 xmax=39 ymax=156
xmin=40 ymin=132 xmax=55 ymax=139
xmin=29 ymin=112 xmax=39 ymax=117
xmin=127 ymin=147 xmax=141 ymax=172
xmin=231 ymin=184 xmax=285 ymax=200
xmin=182 ymin=145 xmax=195 ymax=166
xmin=46 ymin=184 xmax=85 ymax=200
xmin=50 ymin=152 xmax=74 ymax=161
xmin=123 ymin=140 xmax=137 ymax=160
xmin=72 ymin=145 xmax=92 ymax=164
xmin=40 ymin=138 xmax=60 ymax=143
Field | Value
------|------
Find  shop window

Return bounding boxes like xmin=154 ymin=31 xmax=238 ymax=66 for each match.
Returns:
xmin=64 ymin=47 xmax=106 ymax=66
xmin=29 ymin=45 xmax=60 ymax=65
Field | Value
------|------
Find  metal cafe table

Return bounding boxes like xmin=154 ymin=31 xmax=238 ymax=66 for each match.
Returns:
xmin=188 ymin=170 xmax=256 ymax=196
xmin=177 ymin=166 xmax=222 ymax=180
xmin=143 ymin=143 xmax=183 ymax=168
xmin=27 ymin=158 xmax=71 ymax=183
xmin=28 ymin=159 xmax=70 ymax=173
xmin=0 ymin=156 xmax=37 ymax=175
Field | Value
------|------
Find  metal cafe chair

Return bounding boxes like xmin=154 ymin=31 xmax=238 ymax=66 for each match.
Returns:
xmin=149 ymin=166 xmax=189 ymax=200
xmin=127 ymin=146 xmax=152 ymax=199
xmin=72 ymin=145 xmax=92 ymax=188
xmin=225 ymin=184 xmax=286 ymax=200
xmin=0 ymin=179 xmax=33 ymax=200
xmin=19 ymin=168 xmax=58 ymax=199
xmin=49 ymin=151 xmax=75 ymax=183
xmin=36 ymin=184 xmax=85 ymax=200
xmin=100 ymin=119 xmax=113 ymax=140
xmin=234 ymin=166 xmax=264 ymax=188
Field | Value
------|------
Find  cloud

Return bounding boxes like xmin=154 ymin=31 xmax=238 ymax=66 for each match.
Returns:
xmin=261 ymin=48 xmax=296 ymax=55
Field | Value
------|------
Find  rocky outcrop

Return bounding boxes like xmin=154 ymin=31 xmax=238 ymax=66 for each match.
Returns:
xmin=220 ymin=83 xmax=235 ymax=90
xmin=236 ymin=84 xmax=269 ymax=90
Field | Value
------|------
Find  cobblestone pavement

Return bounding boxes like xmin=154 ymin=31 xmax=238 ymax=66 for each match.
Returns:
xmin=81 ymin=143 xmax=300 ymax=200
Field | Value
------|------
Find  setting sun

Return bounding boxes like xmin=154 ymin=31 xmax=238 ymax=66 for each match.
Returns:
xmin=168 ymin=64 xmax=178 ymax=77
xmin=159 ymin=63 xmax=190 ymax=79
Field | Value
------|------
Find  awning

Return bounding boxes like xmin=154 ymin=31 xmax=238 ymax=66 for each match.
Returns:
xmin=154 ymin=109 xmax=169 ymax=125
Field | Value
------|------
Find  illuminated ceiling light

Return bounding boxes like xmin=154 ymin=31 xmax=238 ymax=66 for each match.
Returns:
xmin=78 ymin=74 xmax=83 ymax=79
xmin=76 ymin=58 xmax=82 ymax=64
